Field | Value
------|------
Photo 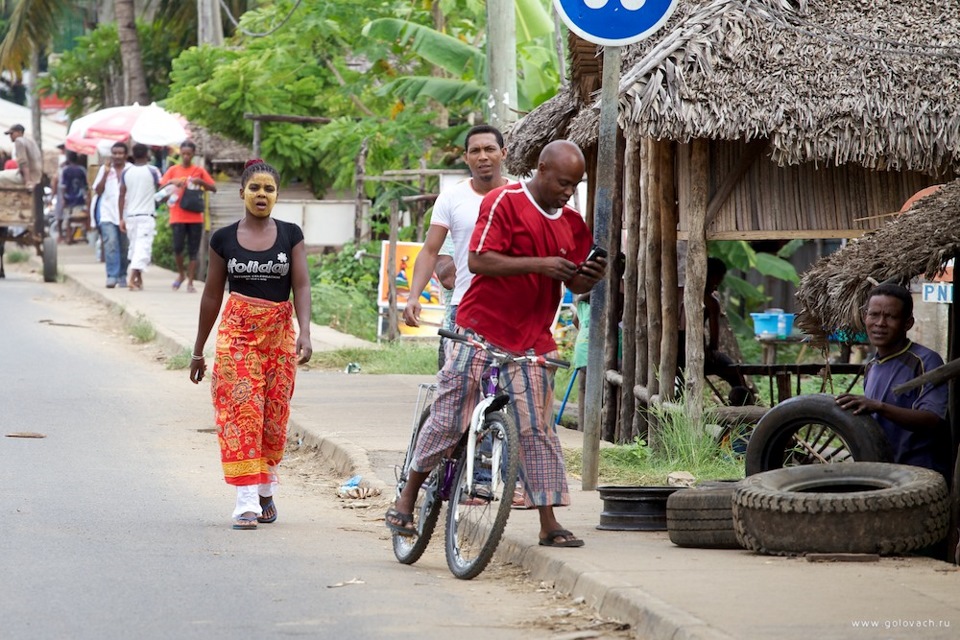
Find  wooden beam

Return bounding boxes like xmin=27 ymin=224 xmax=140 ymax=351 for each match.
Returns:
xmin=604 ymin=130 xmax=625 ymax=442
xmin=400 ymin=194 xmax=438 ymax=204
xmin=383 ymin=169 xmax=466 ymax=177
xmin=704 ymin=140 xmax=767 ymax=228
xmin=892 ymin=357 xmax=960 ymax=395
xmin=684 ymin=139 xmax=710 ymax=431
xmin=658 ymin=139 xmax=678 ymax=403
xmin=387 ymin=200 xmax=400 ymax=342
xmin=678 ymin=229 xmax=872 ymax=241
xmin=645 ymin=139 xmax=663 ymax=401
xmin=621 ymin=133 xmax=641 ymax=441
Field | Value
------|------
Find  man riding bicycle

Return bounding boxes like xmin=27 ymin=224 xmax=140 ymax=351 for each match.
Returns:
xmin=386 ymin=140 xmax=607 ymax=548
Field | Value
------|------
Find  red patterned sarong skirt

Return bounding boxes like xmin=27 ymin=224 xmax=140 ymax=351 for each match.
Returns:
xmin=211 ymin=293 xmax=297 ymax=486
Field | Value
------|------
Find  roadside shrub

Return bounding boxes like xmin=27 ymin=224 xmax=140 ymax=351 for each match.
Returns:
xmin=152 ymin=209 xmax=176 ymax=272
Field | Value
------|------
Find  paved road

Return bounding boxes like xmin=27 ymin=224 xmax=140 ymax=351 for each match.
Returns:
xmin=11 ymin=243 xmax=960 ymax=640
xmin=0 ymin=266 xmax=623 ymax=640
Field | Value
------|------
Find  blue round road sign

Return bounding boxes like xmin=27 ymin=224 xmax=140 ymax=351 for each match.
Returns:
xmin=554 ymin=0 xmax=679 ymax=47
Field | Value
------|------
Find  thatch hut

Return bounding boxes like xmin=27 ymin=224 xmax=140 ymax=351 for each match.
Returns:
xmin=796 ymin=180 xmax=960 ymax=343
xmin=507 ymin=0 xmax=960 ymax=442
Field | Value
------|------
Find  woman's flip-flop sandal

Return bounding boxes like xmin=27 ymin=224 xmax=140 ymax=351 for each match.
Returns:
xmin=172 ymin=279 xmax=183 ymax=291
xmin=232 ymin=512 xmax=258 ymax=530
xmin=258 ymin=498 xmax=278 ymax=524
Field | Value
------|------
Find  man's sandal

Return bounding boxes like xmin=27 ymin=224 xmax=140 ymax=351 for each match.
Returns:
xmin=385 ymin=507 xmax=416 ymax=537
xmin=539 ymin=529 xmax=584 ymax=547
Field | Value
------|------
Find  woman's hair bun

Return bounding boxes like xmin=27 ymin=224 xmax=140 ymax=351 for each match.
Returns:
xmin=244 ymin=158 xmax=265 ymax=169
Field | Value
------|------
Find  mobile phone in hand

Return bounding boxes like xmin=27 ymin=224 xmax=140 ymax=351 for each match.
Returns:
xmin=578 ymin=245 xmax=607 ymax=272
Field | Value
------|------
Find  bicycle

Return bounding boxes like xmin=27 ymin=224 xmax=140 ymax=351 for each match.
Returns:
xmin=391 ymin=328 xmax=570 ymax=580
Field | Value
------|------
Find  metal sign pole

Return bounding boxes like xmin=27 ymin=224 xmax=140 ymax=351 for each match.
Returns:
xmin=553 ymin=0 xmax=679 ymax=489
xmin=582 ymin=44 xmax=621 ymax=490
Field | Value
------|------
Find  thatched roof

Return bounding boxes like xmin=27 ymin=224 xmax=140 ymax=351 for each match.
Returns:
xmin=795 ymin=179 xmax=960 ymax=343
xmin=508 ymin=0 xmax=960 ymax=177
xmin=189 ymin=125 xmax=253 ymax=164
xmin=506 ymin=92 xmax=580 ymax=175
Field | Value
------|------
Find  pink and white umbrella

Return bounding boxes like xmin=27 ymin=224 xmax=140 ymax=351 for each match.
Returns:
xmin=65 ymin=103 xmax=190 ymax=156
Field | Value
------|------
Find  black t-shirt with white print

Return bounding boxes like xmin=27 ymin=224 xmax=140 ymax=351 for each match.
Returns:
xmin=210 ymin=220 xmax=304 ymax=303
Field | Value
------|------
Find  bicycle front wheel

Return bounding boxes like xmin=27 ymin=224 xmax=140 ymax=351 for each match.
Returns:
xmin=444 ymin=410 xmax=520 ymax=580
xmin=392 ymin=408 xmax=442 ymax=564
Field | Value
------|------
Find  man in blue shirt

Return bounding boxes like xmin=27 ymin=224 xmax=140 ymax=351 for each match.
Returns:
xmin=836 ymin=283 xmax=950 ymax=478
xmin=57 ymin=151 xmax=88 ymax=242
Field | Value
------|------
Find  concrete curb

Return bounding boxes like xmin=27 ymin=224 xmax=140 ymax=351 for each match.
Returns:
xmin=60 ymin=258 xmax=718 ymax=639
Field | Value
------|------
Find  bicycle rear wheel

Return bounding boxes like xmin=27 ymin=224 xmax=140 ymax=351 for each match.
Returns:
xmin=392 ymin=408 xmax=442 ymax=564
xmin=444 ymin=410 xmax=520 ymax=580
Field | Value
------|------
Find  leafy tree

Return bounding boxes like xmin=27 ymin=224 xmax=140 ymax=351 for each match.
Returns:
xmin=37 ymin=20 xmax=181 ymax=119
xmin=114 ymin=0 xmax=148 ymax=105
xmin=709 ymin=239 xmax=802 ymax=334
xmin=163 ymin=0 xmax=471 ymax=196
xmin=363 ymin=0 xmax=562 ymax=113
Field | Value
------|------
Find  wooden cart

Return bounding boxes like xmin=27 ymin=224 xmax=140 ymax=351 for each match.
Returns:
xmin=0 ymin=184 xmax=56 ymax=282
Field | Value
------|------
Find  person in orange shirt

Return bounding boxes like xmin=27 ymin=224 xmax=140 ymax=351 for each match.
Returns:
xmin=160 ymin=140 xmax=217 ymax=293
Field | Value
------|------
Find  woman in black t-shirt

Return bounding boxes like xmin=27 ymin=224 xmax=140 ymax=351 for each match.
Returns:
xmin=189 ymin=160 xmax=313 ymax=530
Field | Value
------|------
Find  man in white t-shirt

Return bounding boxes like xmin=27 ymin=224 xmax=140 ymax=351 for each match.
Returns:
xmin=93 ymin=142 xmax=133 ymax=288
xmin=119 ymin=143 xmax=161 ymax=290
xmin=402 ymin=125 xmax=508 ymax=344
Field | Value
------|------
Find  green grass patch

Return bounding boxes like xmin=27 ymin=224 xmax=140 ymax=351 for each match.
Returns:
xmin=166 ymin=348 xmax=193 ymax=370
xmin=564 ymin=399 xmax=745 ymax=485
xmin=310 ymin=342 xmax=439 ymax=375
xmin=4 ymin=249 xmax=29 ymax=263
xmin=311 ymin=282 xmax=379 ymax=343
xmin=128 ymin=315 xmax=157 ymax=343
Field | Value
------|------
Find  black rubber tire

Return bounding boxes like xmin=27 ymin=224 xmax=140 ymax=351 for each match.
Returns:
xmin=745 ymin=393 xmax=892 ymax=476
xmin=392 ymin=409 xmax=442 ymax=565
xmin=667 ymin=481 xmax=742 ymax=549
xmin=947 ymin=445 xmax=960 ymax=564
xmin=733 ymin=462 xmax=949 ymax=556
xmin=445 ymin=410 xmax=519 ymax=580
xmin=42 ymin=236 xmax=57 ymax=283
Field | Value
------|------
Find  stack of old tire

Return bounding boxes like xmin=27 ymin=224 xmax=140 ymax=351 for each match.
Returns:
xmin=666 ymin=480 xmax=742 ymax=549
xmin=667 ymin=394 xmax=951 ymax=555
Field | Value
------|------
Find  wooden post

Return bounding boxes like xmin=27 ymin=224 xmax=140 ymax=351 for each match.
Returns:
xmin=633 ymin=137 xmax=649 ymax=438
xmin=645 ymin=140 xmax=663 ymax=400
xmin=387 ymin=199 xmax=400 ymax=342
xmin=602 ymin=130 xmax=625 ymax=443
xmin=416 ymin=158 xmax=428 ymax=241
xmin=354 ymin=139 xmax=368 ymax=245
xmin=252 ymin=121 xmax=261 ymax=158
xmin=659 ymin=140 xmax=678 ymax=402
xmin=582 ymin=45 xmax=621 ymax=490
xmin=684 ymin=139 xmax=710 ymax=430
xmin=621 ymin=134 xmax=640 ymax=441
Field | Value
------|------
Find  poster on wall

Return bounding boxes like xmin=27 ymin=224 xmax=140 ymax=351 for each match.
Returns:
xmin=377 ymin=241 xmax=446 ymax=339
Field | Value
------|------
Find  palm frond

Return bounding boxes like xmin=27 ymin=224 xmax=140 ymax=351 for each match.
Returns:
xmin=0 ymin=0 xmax=67 ymax=72
xmin=363 ymin=17 xmax=485 ymax=78
xmin=377 ymin=75 xmax=486 ymax=107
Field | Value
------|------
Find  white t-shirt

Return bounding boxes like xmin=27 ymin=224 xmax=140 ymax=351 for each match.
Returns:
xmin=121 ymin=164 xmax=162 ymax=216
xmin=91 ymin=163 xmax=132 ymax=226
xmin=430 ymin=178 xmax=485 ymax=306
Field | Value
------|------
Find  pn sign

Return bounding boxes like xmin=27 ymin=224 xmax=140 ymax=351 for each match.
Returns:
xmin=554 ymin=0 xmax=680 ymax=47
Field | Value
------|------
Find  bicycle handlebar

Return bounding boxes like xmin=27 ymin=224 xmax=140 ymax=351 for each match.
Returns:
xmin=438 ymin=329 xmax=570 ymax=369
